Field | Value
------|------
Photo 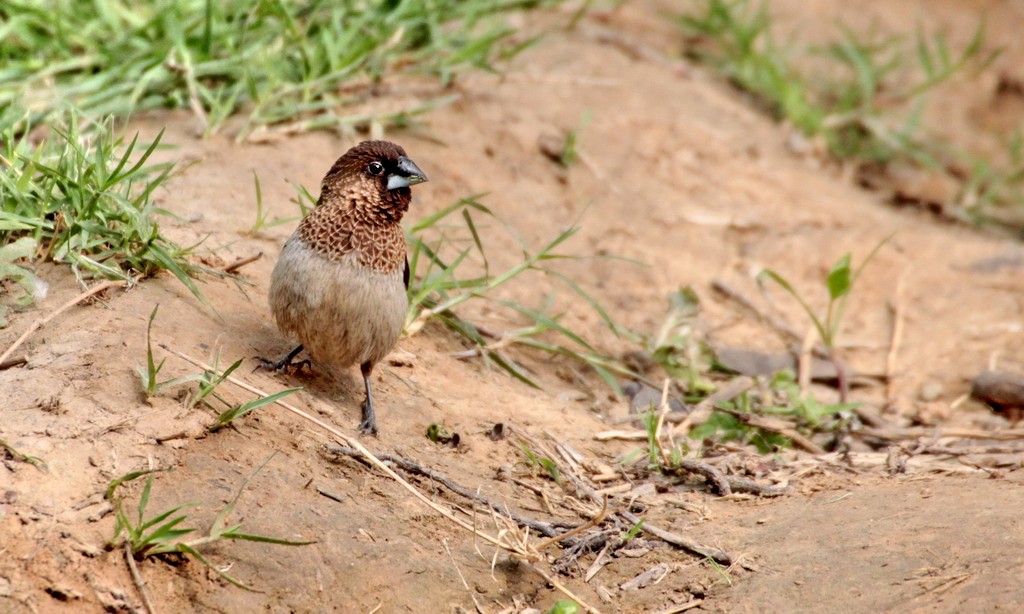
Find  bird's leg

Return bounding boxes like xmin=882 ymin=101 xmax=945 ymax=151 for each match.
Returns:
xmin=256 ymin=344 xmax=306 ymax=373
xmin=357 ymin=361 xmax=378 ymax=436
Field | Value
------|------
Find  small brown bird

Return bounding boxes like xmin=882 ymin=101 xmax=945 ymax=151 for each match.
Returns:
xmin=266 ymin=141 xmax=428 ymax=434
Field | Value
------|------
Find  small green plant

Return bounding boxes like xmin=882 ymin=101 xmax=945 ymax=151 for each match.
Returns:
xmin=620 ymin=517 xmax=644 ymax=543
xmin=518 ymin=443 xmax=561 ymax=483
xmin=246 ymin=172 xmax=299 ymax=236
xmin=0 ymin=109 xmax=212 ymax=306
xmin=0 ymin=438 xmax=46 ymax=471
xmin=646 ymin=287 xmax=715 ymax=397
xmin=758 ymin=238 xmax=888 ymax=400
xmin=405 ymin=195 xmax=639 ymax=392
xmin=558 ymin=110 xmax=592 ymax=167
xmin=706 ymin=555 xmax=734 ymax=587
xmin=209 ymin=382 xmax=300 ymax=432
xmin=764 ymin=370 xmax=859 ymax=427
xmin=187 ymin=352 xmax=301 ymax=431
xmin=544 ymin=601 xmax=580 ymax=614
xmin=138 ymin=305 xmax=201 ymax=398
xmin=106 ymin=456 xmax=314 ymax=590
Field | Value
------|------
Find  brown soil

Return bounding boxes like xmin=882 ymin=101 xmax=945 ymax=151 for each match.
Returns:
xmin=3 ymin=2 xmax=1024 ymax=613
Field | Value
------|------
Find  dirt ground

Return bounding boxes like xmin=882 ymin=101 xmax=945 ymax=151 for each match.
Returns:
xmin=3 ymin=1 xmax=1024 ymax=613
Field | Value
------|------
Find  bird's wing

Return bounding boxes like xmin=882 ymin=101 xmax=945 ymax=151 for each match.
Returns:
xmin=403 ymin=256 xmax=410 ymax=290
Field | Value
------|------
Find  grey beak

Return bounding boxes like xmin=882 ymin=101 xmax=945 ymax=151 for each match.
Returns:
xmin=387 ymin=156 xmax=428 ymax=190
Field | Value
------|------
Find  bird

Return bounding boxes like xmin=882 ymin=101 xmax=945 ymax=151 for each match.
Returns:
xmin=265 ymin=140 xmax=428 ymax=435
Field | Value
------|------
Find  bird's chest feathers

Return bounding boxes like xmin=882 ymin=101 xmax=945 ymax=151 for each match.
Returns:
xmin=298 ymin=205 xmax=406 ymax=274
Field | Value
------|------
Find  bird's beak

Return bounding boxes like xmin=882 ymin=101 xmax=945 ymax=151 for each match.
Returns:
xmin=387 ymin=156 xmax=428 ymax=190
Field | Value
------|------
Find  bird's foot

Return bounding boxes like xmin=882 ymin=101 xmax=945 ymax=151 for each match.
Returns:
xmin=255 ymin=351 xmax=309 ymax=374
xmin=358 ymin=399 xmax=378 ymax=436
xmin=356 ymin=417 xmax=378 ymax=436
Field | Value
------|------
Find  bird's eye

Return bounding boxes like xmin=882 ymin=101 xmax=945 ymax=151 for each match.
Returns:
xmin=367 ymin=161 xmax=384 ymax=176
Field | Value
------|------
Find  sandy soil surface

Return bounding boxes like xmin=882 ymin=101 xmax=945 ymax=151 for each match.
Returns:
xmin=3 ymin=1 xmax=1024 ymax=613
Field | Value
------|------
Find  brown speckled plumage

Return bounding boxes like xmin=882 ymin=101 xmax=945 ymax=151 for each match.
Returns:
xmin=267 ymin=140 xmax=428 ymax=435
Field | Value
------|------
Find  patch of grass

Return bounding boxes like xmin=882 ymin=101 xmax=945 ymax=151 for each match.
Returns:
xmin=0 ymin=0 xmax=569 ymax=138
xmin=106 ymin=456 xmax=314 ymax=590
xmin=689 ymin=406 xmax=788 ymax=454
xmin=679 ymin=0 xmax=994 ymax=164
xmin=182 ymin=347 xmax=300 ymax=431
xmin=957 ymin=131 xmax=1024 ymax=226
xmin=689 ymin=373 xmax=855 ymax=453
xmin=0 ymin=109 xmax=213 ymax=306
xmin=138 ymin=307 xmax=299 ymax=422
xmin=678 ymin=0 xmax=1023 ymax=222
xmin=405 ymin=195 xmax=639 ymax=392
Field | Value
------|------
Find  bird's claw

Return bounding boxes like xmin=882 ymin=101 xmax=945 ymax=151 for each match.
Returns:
xmin=357 ymin=418 xmax=378 ymax=436
xmin=255 ymin=355 xmax=310 ymax=374
xmin=358 ymin=397 xmax=378 ymax=436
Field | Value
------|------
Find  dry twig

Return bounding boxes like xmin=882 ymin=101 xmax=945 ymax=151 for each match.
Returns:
xmin=885 ymin=269 xmax=909 ymax=402
xmin=324 ymin=445 xmax=569 ymax=538
xmin=620 ymin=511 xmax=731 ymax=565
xmin=0 ymin=280 xmax=126 ymax=366
xmin=0 ymin=355 xmax=27 ymax=370
xmin=222 ymin=252 xmax=263 ymax=274
xmin=124 ymin=542 xmax=156 ymax=614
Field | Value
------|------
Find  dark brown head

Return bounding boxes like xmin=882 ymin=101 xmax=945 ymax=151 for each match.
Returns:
xmin=319 ymin=140 xmax=428 ymax=223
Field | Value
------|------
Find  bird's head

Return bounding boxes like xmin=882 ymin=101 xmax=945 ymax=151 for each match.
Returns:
xmin=319 ymin=140 xmax=428 ymax=222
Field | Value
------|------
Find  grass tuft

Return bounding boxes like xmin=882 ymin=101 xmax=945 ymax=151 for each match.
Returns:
xmin=405 ymin=195 xmax=639 ymax=393
xmin=1 ymin=0 xmax=569 ymax=138
xmin=677 ymin=0 xmax=1024 ymax=225
xmin=0 ymin=109 xmax=214 ymax=307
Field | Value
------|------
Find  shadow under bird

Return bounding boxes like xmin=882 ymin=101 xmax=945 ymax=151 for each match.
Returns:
xmin=264 ymin=141 xmax=428 ymax=435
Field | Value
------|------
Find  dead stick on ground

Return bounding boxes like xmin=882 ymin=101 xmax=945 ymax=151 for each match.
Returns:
xmin=324 ymin=445 xmax=568 ymax=538
xmin=442 ymin=539 xmax=484 ymax=614
xmin=674 ymin=459 xmax=731 ymax=496
xmin=165 ymin=346 xmax=601 ymax=614
xmin=0 ymin=280 xmax=126 ymax=366
xmin=714 ymin=406 xmax=826 ymax=455
xmin=798 ymin=326 xmax=815 ymax=393
xmin=0 ymin=355 xmax=27 ymax=371
xmin=856 ymin=426 xmax=1024 ymax=442
xmin=620 ymin=511 xmax=732 ymax=565
xmin=222 ymin=252 xmax=263 ymax=274
xmin=653 ymin=379 xmax=673 ymax=465
xmin=886 ymin=268 xmax=909 ymax=402
xmin=523 ymin=560 xmax=598 ymax=610
xmin=125 ymin=542 xmax=155 ymax=614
